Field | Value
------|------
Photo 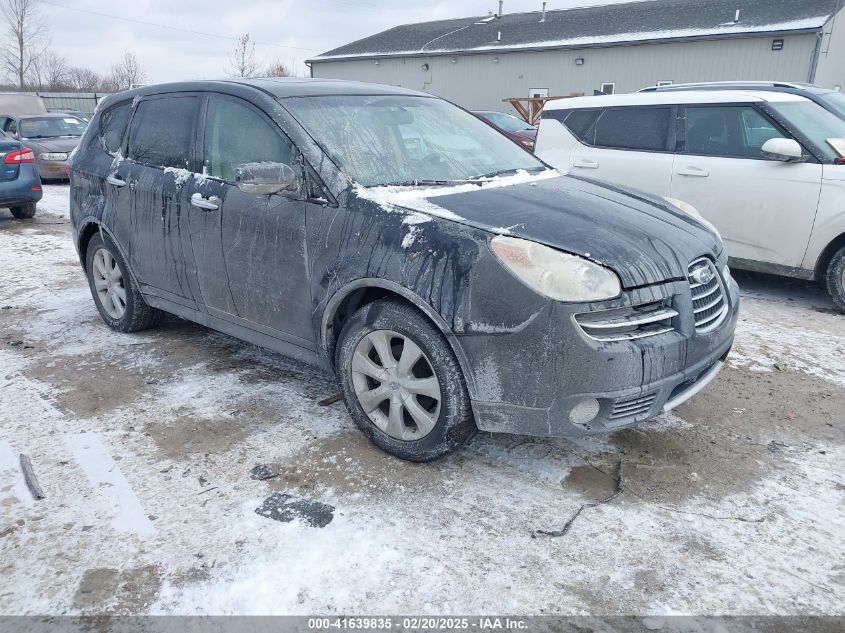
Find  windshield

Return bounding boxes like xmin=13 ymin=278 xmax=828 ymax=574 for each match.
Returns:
xmin=817 ymin=91 xmax=845 ymax=121
xmin=480 ymin=112 xmax=535 ymax=133
xmin=284 ymin=95 xmax=545 ymax=187
xmin=768 ymin=101 xmax=845 ymax=161
xmin=19 ymin=116 xmax=87 ymax=139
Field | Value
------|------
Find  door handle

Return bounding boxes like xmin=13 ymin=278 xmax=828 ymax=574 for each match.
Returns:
xmin=106 ymin=175 xmax=126 ymax=187
xmin=190 ymin=192 xmax=220 ymax=210
xmin=572 ymin=159 xmax=599 ymax=169
xmin=677 ymin=166 xmax=709 ymax=177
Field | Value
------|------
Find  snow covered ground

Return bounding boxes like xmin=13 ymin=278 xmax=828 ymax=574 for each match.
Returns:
xmin=0 ymin=185 xmax=843 ymax=616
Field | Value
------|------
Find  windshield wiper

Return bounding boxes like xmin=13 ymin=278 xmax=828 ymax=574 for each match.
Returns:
xmin=471 ymin=166 xmax=546 ymax=180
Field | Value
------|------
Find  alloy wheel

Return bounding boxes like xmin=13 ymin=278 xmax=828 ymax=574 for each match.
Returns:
xmin=350 ymin=329 xmax=442 ymax=441
xmin=92 ymin=247 xmax=126 ymax=320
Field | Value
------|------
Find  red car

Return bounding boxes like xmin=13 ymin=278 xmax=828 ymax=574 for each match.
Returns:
xmin=473 ymin=110 xmax=537 ymax=151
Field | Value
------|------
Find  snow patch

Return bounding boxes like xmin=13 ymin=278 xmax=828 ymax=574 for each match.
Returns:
xmin=163 ymin=167 xmax=193 ymax=188
xmin=356 ymin=169 xmax=559 ymax=222
xmin=65 ymin=433 xmax=156 ymax=538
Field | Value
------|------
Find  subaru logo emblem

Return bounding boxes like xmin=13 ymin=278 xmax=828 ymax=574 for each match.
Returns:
xmin=690 ymin=266 xmax=715 ymax=285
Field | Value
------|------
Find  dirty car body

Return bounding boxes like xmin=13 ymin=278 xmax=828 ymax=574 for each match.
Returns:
xmin=69 ymin=79 xmax=738 ymax=460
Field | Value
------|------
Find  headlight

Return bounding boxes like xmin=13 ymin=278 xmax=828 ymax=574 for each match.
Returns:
xmin=490 ymin=235 xmax=621 ymax=302
xmin=722 ymin=263 xmax=731 ymax=281
xmin=39 ymin=152 xmax=68 ymax=161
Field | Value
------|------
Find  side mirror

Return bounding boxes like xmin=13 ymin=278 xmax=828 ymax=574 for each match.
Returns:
xmin=761 ymin=138 xmax=803 ymax=162
xmin=235 ymin=162 xmax=298 ymax=195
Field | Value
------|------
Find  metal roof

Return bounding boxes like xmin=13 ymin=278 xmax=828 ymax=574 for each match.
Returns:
xmin=310 ymin=0 xmax=839 ymax=62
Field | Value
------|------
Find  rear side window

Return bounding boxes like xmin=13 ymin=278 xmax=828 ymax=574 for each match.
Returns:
xmin=127 ymin=96 xmax=196 ymax=169
xmin=99 ymin=102 xmax=132 ymax=153
xmin=563 ymin=109 xmax=601 ymax=143
xmin=593 ymin=107 xmax=671 ymax=151
xmin=203 ymin=96 xmax=294 ymax=183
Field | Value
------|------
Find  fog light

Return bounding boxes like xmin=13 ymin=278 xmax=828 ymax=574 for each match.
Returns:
xmin=570 ymin=398 xmax=600 ymax=426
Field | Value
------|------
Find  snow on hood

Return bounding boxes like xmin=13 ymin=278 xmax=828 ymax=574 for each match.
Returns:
xmin=355 ymin=169 xmax=560 ymax=226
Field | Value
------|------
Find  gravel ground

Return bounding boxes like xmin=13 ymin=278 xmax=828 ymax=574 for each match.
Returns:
xmin=0 ymin=184 xmax=843 ymax=616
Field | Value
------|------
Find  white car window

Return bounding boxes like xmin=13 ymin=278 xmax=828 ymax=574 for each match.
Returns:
xmin=684 ymin=106 xmax=784 ymax=159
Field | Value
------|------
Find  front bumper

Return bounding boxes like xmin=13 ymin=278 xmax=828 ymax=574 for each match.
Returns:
xmin=463 ymin=266 xmax=740 ymax=439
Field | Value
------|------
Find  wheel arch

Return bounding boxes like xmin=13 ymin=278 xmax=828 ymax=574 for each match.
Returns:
xmin=321 ymin=279 xmax=477 ymax=398
xmin=77 ymin=219 xmax=138 ymax=284
xmin=76 ymin=219 xmax=101 ymax=269
xmin=814 ymin=231 xmax=845 ymax=281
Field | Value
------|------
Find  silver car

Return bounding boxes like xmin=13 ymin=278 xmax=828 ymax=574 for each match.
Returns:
xmin=0 ymin=112 xmax=87 ymax=181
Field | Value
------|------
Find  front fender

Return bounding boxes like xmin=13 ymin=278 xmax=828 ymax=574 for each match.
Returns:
xmin=320 ymin=277 xmax=478 ymax=399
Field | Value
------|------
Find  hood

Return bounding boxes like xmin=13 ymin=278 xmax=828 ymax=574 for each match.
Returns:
xmin=22 ymin=137 xmax=80 ymax=154
xmin=423 ymin=175 xmax=721 ymax=289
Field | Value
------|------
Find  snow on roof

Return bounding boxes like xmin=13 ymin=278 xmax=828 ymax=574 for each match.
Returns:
xmin=310 ymin=0 xmax=838 ymax=61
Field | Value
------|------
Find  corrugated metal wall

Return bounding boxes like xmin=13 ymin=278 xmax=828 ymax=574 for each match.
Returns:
xmin=311 ymin=34 xmax=820 ymax=112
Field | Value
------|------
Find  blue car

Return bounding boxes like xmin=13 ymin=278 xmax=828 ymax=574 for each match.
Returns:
xmin=0 ymin=130 xmax=42 ymax=218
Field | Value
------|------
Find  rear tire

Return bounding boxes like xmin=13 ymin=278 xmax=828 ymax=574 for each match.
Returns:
xmin=825 ymin=246 xmax=845 ymax=312
xmin=10 ymin=203 xmax=36 ymax=219
xmin=85 ymin=233 xmax=163 ymax=332
xmin=335 ymin=298 xmax=476 ymax=462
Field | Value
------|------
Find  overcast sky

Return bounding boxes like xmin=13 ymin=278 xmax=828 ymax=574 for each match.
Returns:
xmin=42 ymin=0 xmax=630 ymax=84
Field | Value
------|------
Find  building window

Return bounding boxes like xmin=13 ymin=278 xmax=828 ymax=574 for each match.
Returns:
xmin=657 ymin=80 xmax=673 ymax=87
xmin=600 ymin=82 xmax=615 ymax=95
xmin=772 ymin=39 xmax=784 ymax=51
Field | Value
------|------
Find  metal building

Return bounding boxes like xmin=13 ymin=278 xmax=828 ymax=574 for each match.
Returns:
xmin=308 ymin=0 xmax=845 ymax=112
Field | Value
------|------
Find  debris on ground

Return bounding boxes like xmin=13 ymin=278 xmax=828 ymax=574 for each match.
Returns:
xmin=19 ymin=454 xmax=45 ymax=500
xmin=255 ymin=492 xmax=335 ymax=528
xmin=536 ymin=462 xmax=625 ymax=538
xmin=249 ymin=464 xmax=278 ymax=480
xmin=317 ymin=393 xmax=343 ymax=406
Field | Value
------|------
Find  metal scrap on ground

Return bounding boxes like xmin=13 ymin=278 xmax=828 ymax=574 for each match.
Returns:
xmin=19 ymin=454 xmax=45 ymax=501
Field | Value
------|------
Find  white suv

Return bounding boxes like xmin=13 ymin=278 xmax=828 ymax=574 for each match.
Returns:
xmin=534 ymin=90 xmax=845 ymax=310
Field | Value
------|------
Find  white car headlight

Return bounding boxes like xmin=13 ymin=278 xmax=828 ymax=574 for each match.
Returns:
xmin=39 ymin=152 xmax=68 ymax=161
xmin=491 ymin=235 xmax=621 ymax=302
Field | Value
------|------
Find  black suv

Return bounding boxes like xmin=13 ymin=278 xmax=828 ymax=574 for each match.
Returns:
xmin=69 ymin=79 xmax=738 ymax=461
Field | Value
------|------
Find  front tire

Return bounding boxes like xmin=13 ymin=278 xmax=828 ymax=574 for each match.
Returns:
xmin=85 ymin=233 xmax=163 ymax=332
xmin=10 ymin=203 xmax=36 ymax=219
xmin=336 ymin=298 xmax=476 ymax=462
xmin=825 ymin=246 xmax=845 ymax=312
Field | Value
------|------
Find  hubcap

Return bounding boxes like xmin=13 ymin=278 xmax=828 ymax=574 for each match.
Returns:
xmin=92 ymin=248 xmax=126 ymax=320
xmin=351 ymin=330 xmax=442 ymax=441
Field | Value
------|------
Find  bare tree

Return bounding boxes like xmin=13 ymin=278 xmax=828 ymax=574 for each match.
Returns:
xmin=264 ymin=60 xmax=295 ymax=78
xmin=0 ymin=0 xmax=46 ymax=89
xmin=67 ymin=66 xmax=103 ymax=92
xmin=108 ymin=51 xmax=147 ymax=91
xmin=227 ymin=33 xmax=258 ymax=78
xmin=27 ymin=48 xmax=69 ymax=90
